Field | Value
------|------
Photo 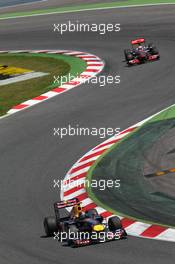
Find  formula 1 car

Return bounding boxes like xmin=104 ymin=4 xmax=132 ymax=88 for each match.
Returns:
xmin=43 ymin=198 xmax=127 ymax=247
xmin=124 ymin=38 xmax=160 ymax=66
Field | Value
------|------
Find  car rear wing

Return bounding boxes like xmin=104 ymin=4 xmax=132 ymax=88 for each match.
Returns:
xmin=54 ymin=198 xmax=80 ymax=209
xmin=131 ymin=38 xmax=145 ymax=45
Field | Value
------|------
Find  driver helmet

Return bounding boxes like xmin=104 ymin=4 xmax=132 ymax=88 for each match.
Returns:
xmin=138 ymin=45 xmax=143 ymax=51
xmin=70 ymin=203 xmax=83 ymax=218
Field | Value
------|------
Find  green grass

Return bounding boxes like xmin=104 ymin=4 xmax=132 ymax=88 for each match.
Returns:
xmin=0 ymin=53 xmax=86 ymax=116
xmin=86 ymin=104 xmax=175 ymax=228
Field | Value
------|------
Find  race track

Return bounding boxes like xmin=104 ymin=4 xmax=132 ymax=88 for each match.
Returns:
xmin=0 ymin=0 xmax=44 ymax=8
xmin=0 ymin=4 xmax=175 ymax=264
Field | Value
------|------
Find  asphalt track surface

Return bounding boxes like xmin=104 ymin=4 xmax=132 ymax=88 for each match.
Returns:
xmin=0 ymin=0 xmax=44 ymax=8
xmin=0 ymin=4 xmax=175 ymax=264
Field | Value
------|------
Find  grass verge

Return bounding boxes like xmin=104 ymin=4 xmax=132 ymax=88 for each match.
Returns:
xmin=0 ymin=53 xmax=86 ymax=116
xmin=86 ymin=104 xmax=175 ymax=228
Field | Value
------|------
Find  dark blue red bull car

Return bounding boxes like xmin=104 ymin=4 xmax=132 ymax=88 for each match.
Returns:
xmin=43 ymin=198 xmax=127 ymax=247
xmin=124 ymin=38 xmax=160 ymax=66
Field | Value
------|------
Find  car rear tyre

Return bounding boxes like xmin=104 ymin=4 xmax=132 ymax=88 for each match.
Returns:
xmin=150 ymin=46 xmax=159 ymax=55
xmin=43 ymin=216 xmax=58 ymax=237
xmin=124 ymin=49 xmax=134 ymax=61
